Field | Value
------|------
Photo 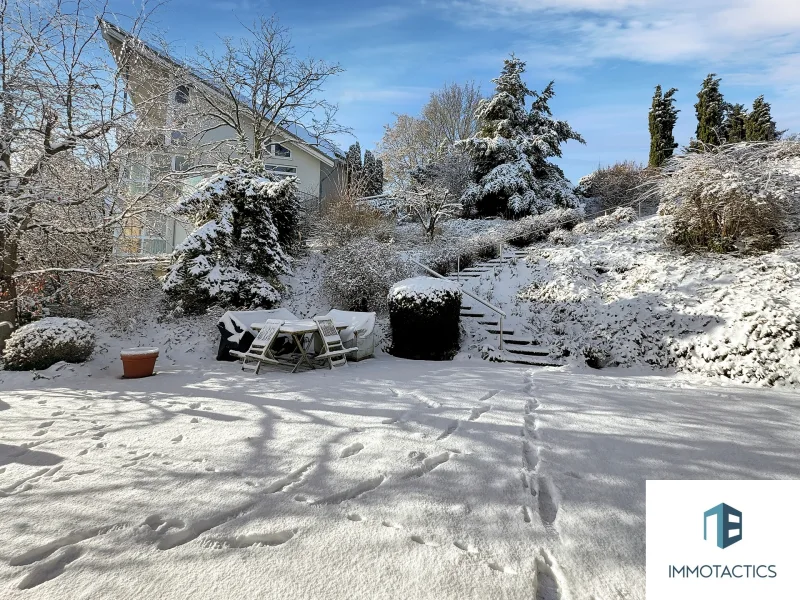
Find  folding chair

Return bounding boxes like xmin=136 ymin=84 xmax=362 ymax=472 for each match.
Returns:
xmin=229 ymin=319 xmax=284 ymax=374
xmin=312 ymin=317 xmax=358 ymax=369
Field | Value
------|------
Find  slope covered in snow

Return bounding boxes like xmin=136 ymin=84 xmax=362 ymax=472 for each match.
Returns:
xmin=457 ymin=215 xmax=800 ymax=386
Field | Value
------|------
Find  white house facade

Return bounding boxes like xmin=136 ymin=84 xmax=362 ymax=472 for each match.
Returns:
xmin=100 ymin=21 xmax=343 ymax=256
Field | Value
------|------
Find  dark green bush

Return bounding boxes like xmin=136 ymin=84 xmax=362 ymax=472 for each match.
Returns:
xmin=388 ymin=277 xmax=461 ymax=360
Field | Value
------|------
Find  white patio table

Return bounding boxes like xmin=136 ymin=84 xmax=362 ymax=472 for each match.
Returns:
xmin=251 ymin=318 xmax=348 ymax=373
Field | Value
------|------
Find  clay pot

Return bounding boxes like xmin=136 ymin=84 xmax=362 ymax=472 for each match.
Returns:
xmin=120 ymin=347 xmax=159 ymax=378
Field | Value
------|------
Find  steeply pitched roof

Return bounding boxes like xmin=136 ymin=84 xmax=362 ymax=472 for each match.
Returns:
xmin=99 ymin=18 xmax=341 ymax=165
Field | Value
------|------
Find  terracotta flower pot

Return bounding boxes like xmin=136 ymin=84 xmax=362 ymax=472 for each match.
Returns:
xmin=120 ymin=347 xmax=159 ymax=378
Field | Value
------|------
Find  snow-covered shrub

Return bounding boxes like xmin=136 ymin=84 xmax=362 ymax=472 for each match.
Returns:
xmin=576 ymin=161 xmax=654 ymax=214
xmin=323 ymin=238 xmax=411 ymax=313
xmin=547 ymin=228 xmax=574 ymax=245
xmin=504 ymin=207 xmax=585 ymax=246
xmin=573 ymin=207 xmax=637 ymax=235
xmin=388 ymin=277 xmax=462 ymax=360
xmin=314 ymin=200 xmax=394 ymax=248
xmin=653 ymin=140 xmax=800 ymax=253
xmin=2 ymin=317 xmax=95 ymax=370
xmin=163 ymin=160 xmax=293 ymax=315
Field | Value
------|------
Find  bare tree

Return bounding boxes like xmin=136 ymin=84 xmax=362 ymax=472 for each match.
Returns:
xmin=0 ymin=0 xmax=177 ymax=346
xmin=402 ymin=187 xmax=462 ymax=240
xmin=184 ymin=15 xmax=346 ymax=164
xmin=378 ymin=81 xmax=481 ymax=191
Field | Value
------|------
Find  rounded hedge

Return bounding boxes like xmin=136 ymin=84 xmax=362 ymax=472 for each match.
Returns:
xmin=388 ymin=277 xmax=462 ymax=360
xmin=2 ymin=317 xmax=95 ymax=371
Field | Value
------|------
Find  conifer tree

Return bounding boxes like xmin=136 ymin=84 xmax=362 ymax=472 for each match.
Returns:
xmin=648 ymin=85 xmax=679 ymax=167
xmin=723 ymin=103 xmax=748 ymax=143
xmin=362 ymin=150 xmax=379 ymax=195
xmin=694 ymin=74 xmax=725 ymax=148
xmin=374 ymin=158 xmax=385 ymax=195
xmin=163 ymin=159 xmax=293 ymax=314
xmin=345 ymin=142 xmax=363 ymax=195
xmin=456 ymin=55 xmax=584 ymax=217
xmin=745 ymin=95 xmax=779 ymax=142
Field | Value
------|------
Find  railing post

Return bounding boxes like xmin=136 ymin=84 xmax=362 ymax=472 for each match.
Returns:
xmin=499 ymin=315 xmax=504 ymax=351
xmin=457 ymin=256 xmax=460 ymax=282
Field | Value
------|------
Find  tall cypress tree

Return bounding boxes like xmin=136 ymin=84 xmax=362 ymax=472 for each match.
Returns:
xmin=344 ymin=142 xmax=363 ymax=195
xmin=648 ymin=85 xmax=679 ymax=167
xmin=745 ymin=95 xmax=778 ymax=142
xmin=723 ymin=103 xmax=748 ymax=143
xmin=694 ymin=73 xmax=725 ymax=148
xmin=374 ymin=158 xmax=384 ymax=195
xmin=362 ymin=150 xmax=378 ymax=195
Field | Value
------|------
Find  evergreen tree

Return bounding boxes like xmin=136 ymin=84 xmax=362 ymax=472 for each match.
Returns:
xmin=163 ymin=159 xmax=293 ymax=314
xmin=362 ymin=150 xmax=379 ymax=196
xmin=374 ymin=158 xmax=384 ymax=195
xmin=648 ymin=85 xmax=680 ymax=167
xmin=723 ymin=103 xmax=748 ymax=143
xmin=745 ymin=95 xmax=779 ymax=141
xmin=345 ymin=142 xmax=363 ymax=195
xmin=693 ymin=73 xmax=725 ymax=148
xmin=456 ymin=55 xmax=584 ymax=218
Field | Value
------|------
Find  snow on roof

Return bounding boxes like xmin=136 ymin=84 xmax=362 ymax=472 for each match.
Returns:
xmin=388 ymin=277 xmax=462 ymax=303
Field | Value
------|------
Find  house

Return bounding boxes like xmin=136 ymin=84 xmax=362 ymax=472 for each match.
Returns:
xmin=99 ymin=20 xmax=343 ymax=255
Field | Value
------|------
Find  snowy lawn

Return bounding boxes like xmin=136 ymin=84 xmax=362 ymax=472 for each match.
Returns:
xmin=1 ymin=357 xmax=799 ymax=599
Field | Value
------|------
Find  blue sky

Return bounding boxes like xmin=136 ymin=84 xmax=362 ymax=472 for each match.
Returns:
xmin=115 ymin=0 xmax=800 ymax=182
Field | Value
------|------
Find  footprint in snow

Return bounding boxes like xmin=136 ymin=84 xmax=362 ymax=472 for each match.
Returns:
xmin=346 ymin=513 xmax=363 ymax=522
xmin=382 ymin=520 xmax=403 ymax=530
xmin=453 ymin=540 xmax=478 ymax=554
xmin=339 ymin=442 xmax=364 ymax=459
xmin=410 ymin=535 xmax=438 ymax=547
xmin=171 ymin=435 xmax=183 ymax=443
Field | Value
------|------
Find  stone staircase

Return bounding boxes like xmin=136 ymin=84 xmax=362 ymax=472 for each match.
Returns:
xmin=444 ymin=250 xmax=565 ymax=368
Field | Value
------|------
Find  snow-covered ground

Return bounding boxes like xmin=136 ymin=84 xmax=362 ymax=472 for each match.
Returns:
xmin=2 ymin=322 xmax=799 ymax=599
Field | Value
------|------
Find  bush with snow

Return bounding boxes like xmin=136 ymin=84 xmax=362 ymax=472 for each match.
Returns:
xmin=653 ymin=140 xmax=800 ymax=253
xmin=516 ymin=216 xmax=800 ymax=385
xmin=388 ymin=277 xmax=462 ymax=360
xmin=576 ymin=161 xmax=654 ymax=214
xmin=163 ymin=159 xmax=294 ymax=315
xmin=573 ymin=207 xmax=637 ymax=235
xmin=323 ymin=238 xmax=411 ymax=313
xmin=315 ymin=200 xmax=395 ymax=248
xmin=2 ymin=317 xmax=95 ymax=370
xmin=547 ymin=228 xmax=574 ymax=245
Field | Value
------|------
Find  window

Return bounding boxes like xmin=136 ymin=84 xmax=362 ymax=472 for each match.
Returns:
xmin=170 ymin=130 xmax=187 ymax=146
xmin=172 ymin=155 xmax=191 ymax=172
xmin=264 ymin=164 xmax=297 ymax=179
xmin=119 ymin=212 xmax=168 ymax=255
xmin=267 ymin=143 xmax=291 ymax=158
xmin=175 ymin=85 xmax=190 ymax=105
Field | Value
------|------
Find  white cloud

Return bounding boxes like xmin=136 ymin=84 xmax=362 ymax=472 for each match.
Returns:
xmin=442 ymin=0 xmax=800 ymax=70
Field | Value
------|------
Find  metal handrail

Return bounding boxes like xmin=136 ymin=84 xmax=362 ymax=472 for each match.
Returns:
xmin=410 ymin=258 xmax=507 ymax=351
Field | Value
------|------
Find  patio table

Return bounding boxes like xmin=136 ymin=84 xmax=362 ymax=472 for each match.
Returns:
xmin=251 ymin=319 xmax=348 ymax=373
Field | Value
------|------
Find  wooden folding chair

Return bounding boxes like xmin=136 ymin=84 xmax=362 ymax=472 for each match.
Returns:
xmin=229 ymin=319 xmax=284 ymax=374
xmin=312 ymin=317 xmax=357 ymax=369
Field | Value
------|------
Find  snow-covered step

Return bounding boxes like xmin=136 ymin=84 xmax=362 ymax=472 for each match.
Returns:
xmin=503 ymin=337 xmax=539 ymax=346
xmin=447 ymin=272 xmax=481 ymax=278
xmin=505 ymin=345 xmax=551 ymax=357
xmin=499 ymin=354 xmax=563 ymax=367
xmin=485 ymin=327 xmax=515 ymax=335
xmin=460 ymin=312 xmax=486 ymax=318
xmin=477 ymin=320 xmax=500 ymax=326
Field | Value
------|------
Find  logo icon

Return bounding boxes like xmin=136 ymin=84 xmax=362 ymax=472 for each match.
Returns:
xmin=704 ymin=503 xmax=742 ymax=549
